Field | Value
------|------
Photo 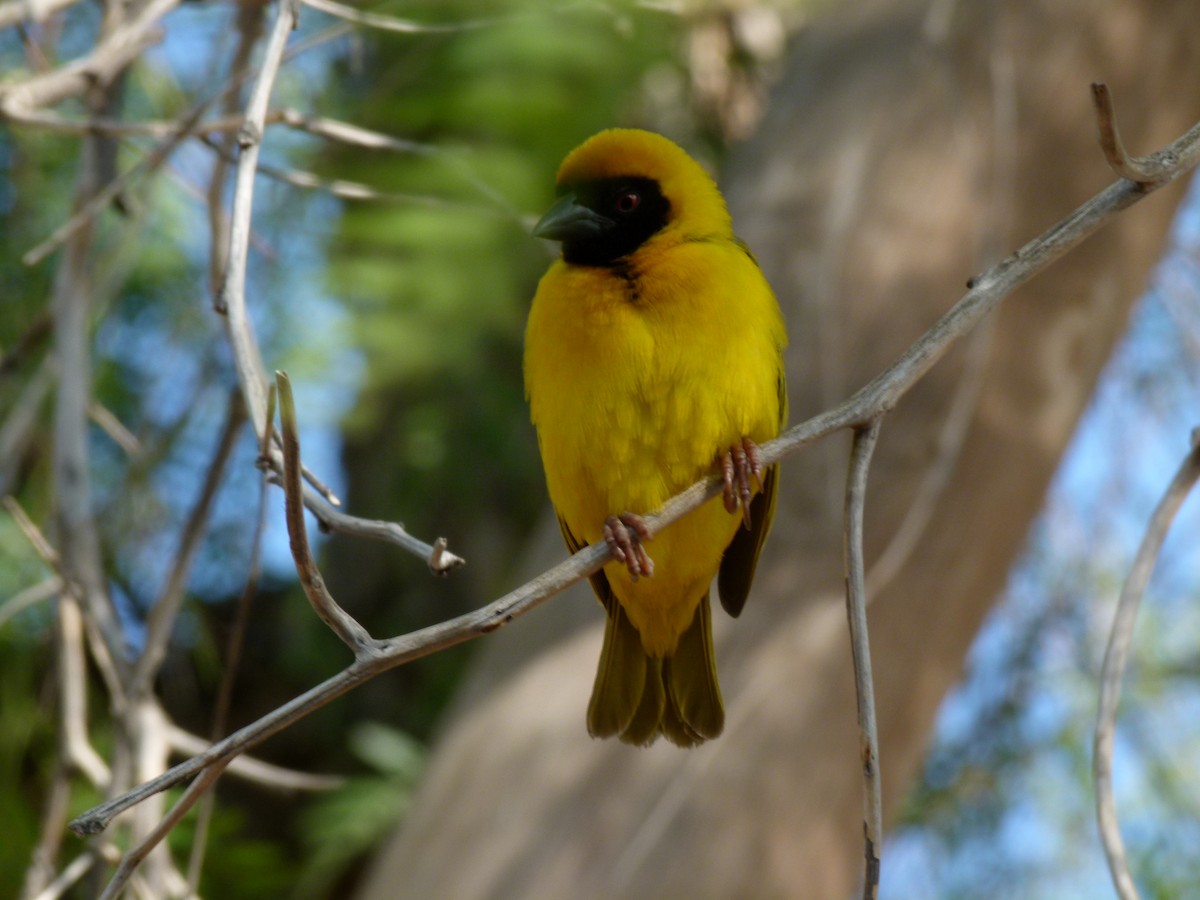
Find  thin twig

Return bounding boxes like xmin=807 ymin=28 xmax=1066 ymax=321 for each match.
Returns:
xmin=1093 ymin=430 xmax=1200 ymax=900
xmin=0 ymin=0 xmax=181 ymax=113
xmin=71 ymin=85 xmax=1200 ymax=841
xmin=0 ymin=106 xmax=251 ymax=139
xmin=0 ymin=0 xmax=83 ymax=30
xmin=213 ymin=0 xmax=298 ymax=428
xmin=2 ymin=499 xmax=125 ymax=705
xmin=1091 ymin=83 xmax=1170 ymax=186
xmin=199 ymin=134 xmax=495 ymax=212
xmin=188 ymin=385 xmax=274 ymax=890
xmin=0 ymin=357 xmax=53 ymax=495
xmin=26 ymin=845 xmax=122 ymax=900
xmin=299 ymin=0 xmax=497 ymax=33
xmin=0 ymin=575 xmax=62 ymax=631
xmin=277 ymin=107 xmax=434 ymax=154
xmin=300 ymin=491 xmax=464 ymax=573
xmin=276 ymin=370 xmax=374 ymax=652
xmin=169 ymin=726 xmax=344 ymax=793
xmin=20 ymin=763 xmax=71 ymax=900
xmin=98 ymin=758 xmax=232 ymax=900
xmin=87 ymin=402 xmax=140 ymax=457
xmin=843 ymin=419 xmax=883 ymax=900
xmin=130 ymin=393 xmax=245 ymax=698
xmin=58 ymin=592 xmax=111 ymax=786
xmin=208 ymin=0 xmax=463 ymax=572
xmin=22 ymin=96 xmax=215 ymax=266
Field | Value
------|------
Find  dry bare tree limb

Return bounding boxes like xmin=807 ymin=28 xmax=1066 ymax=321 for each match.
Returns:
xmin=300 ymin=0 xmax=496 ymax=33
xmin=277 ymin=107 xmax=435 ymax=154
xmin=86 ymin=402 xmax=140 ymax=457
xmin=277 ymin=370 xmax=375 ymax=652
xmin=1093 ymin=429 xmax=1200 ymax=900
xmin=0 ymin=308 xmax=52 ymax=377
xmin=187 ymin=392 xmax=274 ymax=891
xmin=2 ymin=497 xmax=126 ymax=705
xmin=168 ymin=726 xmax=344 ymax=793
xmin=0 ymin=575 xmax=62 ymax=631
xmin=20 ymin=763 xmax=71 ymax=899
xmin=58 ymin=593 xmax=111 ymax=786
xmin=866 ymin=320 xmax=993 ymax=596
xmin=213 ymin=0 xmax=298 ymax=429
xmin=298 ymin=486 xmax=465 ymax=573
xmin=843 ymin=419 xmax=883 ymax=900
xmin=0 ymin=0 xmax=84 ymax=31
xmin=205 ymin=0 xmax=267 ymax=301
xmin=49 ymin=112 xmax=127 ymax=671
xmin=0 ymin=106 xmax=251 ymax=138
xmin=25 ymin=844 xmax=121 ymax=900
xmin=0 ymin=0 xmax=180 ymax=113
xmin=21 ymin=96 xmax=214 ymax=266
xmin=70 ymin=82 xmax=1200 ymax=846
xmin=97 ymin=758 xmax=232 ymax=900
xmin=129 ymin=394 xmax=244 ymax=698
xmin=209 ymin=0 xmax=464 ymax=572
xmin=0 ymin=358 xmax=53 ymax=495
xmin=199 ymin=133 xmax=498 ymax=212
xmin=271 ymin=109 xmax=529 ymax=222
xmin=1091 ymin=83 xmax=1171 ymax=186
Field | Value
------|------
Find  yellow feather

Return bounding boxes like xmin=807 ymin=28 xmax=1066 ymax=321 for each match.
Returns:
xmin=524 ymin=129 xmax=787 ymax=746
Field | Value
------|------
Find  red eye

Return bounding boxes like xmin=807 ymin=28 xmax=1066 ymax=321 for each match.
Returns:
xmin=615 ymin=191 xmax=640 ymax=213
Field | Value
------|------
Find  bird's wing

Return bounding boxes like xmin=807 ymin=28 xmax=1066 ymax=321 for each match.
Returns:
xmin=557 ymin=514 xmax=617 ymax=613
xmin=717 ymin=368 xmax=787 ymax=618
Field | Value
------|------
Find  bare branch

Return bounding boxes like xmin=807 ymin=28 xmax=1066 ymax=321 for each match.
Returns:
xmin=300 ymin=0 xmax=497 ymax=33
xmin=130 ymin=393 xmax=244 ymax=698
xmin=0 ymin=0 xmax=84 ymax=31
xmin=213 ymin=0 xmax=298 ymax=430
xmin=299 ymin=490 xmax=465 ymax=573
xmin=0 ymin=0 xmax=181 ymax=113
xmin=0 ymin=575 xmax=62 ymax=631
xmin=71 ymin=88 xmax=1200 ymax=846
xmin=1091 ymin=82 xmax=1171 ymax=185
xmin=87 ymin=402 xmax=140 ymax=458
xmin=20 ymin=764 xmax=71 ymax=899
xmin=843 ymin=419 xmax=883 ymax=900
xmin=0 ymin=358 xmax=53 ymax=496
xmin=206 ymin=0 xmax=462 ymax=572
xmin=276 ymin=370 xmax=374 ymax=652
xmin=168 ymin=726 xmax=344 ymax=792
xmin=58 ymin=593 xmax=112 ymax=787
xmin=188 ymin=391 xmax=273 ymax=891
xmin=276 ymin=107 xmax=435 ymax=154
xmin=22 ymin=97 xmax=215 ymax=266
xmin=25 ymin=844 xmax=122 ymax=900
xmin=1093 ymin=430 xmax=1200 ymax=900
xmin=48 ymin=109 xmax=127 ymax=670
xmin=98 ymin=758 xmax=232 ymax=900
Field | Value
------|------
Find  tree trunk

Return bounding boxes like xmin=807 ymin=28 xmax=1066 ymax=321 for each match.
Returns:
xmin=357 ymin=1 xmax=1200 ymax=896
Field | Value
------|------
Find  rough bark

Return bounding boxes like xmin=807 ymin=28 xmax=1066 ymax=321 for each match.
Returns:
xmin=357 ymin=1 xmax=1200 ymax=896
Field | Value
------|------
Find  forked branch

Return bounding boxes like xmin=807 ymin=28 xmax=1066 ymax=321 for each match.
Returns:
xmin=70 ymin=86 xmax=1200 ymax=851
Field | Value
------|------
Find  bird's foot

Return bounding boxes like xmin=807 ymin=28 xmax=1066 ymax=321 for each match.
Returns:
xmin=721 ymin=437 xmax=764 ymax=530
xmin=604 ymin=512 xmax=654 ymax=580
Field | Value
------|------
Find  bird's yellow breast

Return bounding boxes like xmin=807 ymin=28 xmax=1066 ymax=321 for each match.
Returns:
xmin=525 ymin=232 xmax=784 ymax=653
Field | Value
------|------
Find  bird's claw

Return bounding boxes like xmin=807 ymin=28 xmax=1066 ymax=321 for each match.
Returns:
xmin=604 ymin=512 xmax=654 ymax=580
xmin=722 ymin=437 xmax=764 ymax=530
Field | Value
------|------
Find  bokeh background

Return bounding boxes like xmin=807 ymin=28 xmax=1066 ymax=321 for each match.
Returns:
xmin=1 ymin=1 xmax=1198 ymax=897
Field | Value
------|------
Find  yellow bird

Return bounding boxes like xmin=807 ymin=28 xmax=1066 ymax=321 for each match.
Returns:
xmin=524 ymin=129 xmax=787 ymax=747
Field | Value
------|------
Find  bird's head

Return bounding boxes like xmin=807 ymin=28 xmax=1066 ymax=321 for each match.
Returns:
xmin=533 ymin=129 xmax=732 ymax=267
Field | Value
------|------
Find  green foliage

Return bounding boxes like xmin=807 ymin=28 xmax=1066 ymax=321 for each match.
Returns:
xmin=294 ymin=722 xmax=426 ymax=898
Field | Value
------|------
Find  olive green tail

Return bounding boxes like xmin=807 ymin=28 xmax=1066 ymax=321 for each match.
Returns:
xmin=587 ymin=593 xmax=724 ymax=748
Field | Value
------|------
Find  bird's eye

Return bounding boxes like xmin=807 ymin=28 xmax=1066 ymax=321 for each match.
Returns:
xmin=614 ymin=190 xmax=641 ymax=213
